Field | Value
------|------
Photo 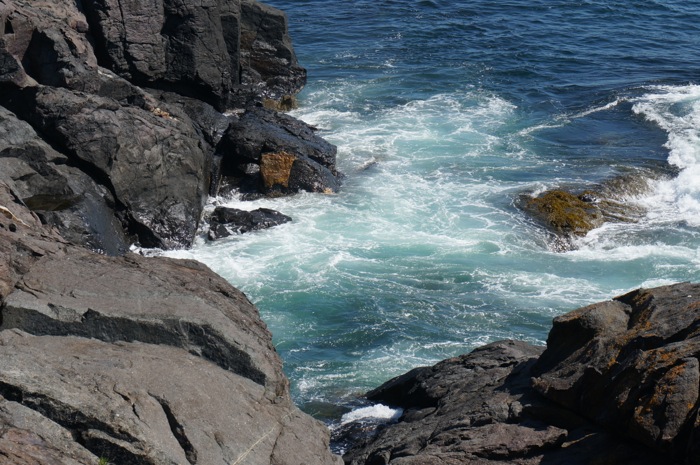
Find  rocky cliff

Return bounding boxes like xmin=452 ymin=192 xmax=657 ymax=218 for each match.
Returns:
xmin=342 ymin=283 xmax=700 ymax=465
xmin=1 ymin=0 xmax=339 ymax=253
xmin=0 ymin=0 xmax=343 ymax=463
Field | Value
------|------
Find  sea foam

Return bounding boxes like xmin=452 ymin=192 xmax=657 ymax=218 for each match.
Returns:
xmin=633 ymin=84 xmax=700 ymax=227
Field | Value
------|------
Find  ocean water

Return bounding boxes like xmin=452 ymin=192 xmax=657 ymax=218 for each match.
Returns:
xmin=166 ymin=0 xmax=700 ymax=420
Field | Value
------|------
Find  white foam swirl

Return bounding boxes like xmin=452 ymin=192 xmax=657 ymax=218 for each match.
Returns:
xmin=633 ymin=84 xmax=700 ymax=227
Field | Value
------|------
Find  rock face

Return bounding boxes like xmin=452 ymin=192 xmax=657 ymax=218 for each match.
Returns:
xmin=208 ymin=205 xmax=292 ymax=240
xmin=1 ymin=0 xmax=338 ymax=252
xmin=0 ymin=0 xmax=345 ymax=462
xmin=343 ymin=283 xmax=700 ymax=465
xmin=533 ymin=283 xmax=700 ymax=463
xmin=0 ymin=182 xmax=342 ymax=464
xmin=80 ymin=0 xmax=305 ymax=110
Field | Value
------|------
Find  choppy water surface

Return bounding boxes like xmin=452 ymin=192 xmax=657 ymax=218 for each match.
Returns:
xmin=166 ymin=1 xmax=700 ymax=416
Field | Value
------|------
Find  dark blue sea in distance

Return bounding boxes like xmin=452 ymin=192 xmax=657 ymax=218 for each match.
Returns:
xmin=167 ymin=0 xmax=700 ymax=424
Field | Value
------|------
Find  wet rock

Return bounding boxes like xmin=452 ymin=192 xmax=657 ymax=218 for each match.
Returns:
xmin=344 ymin=340 xmax=667 ymax=465
xmin=216 ymin=105 xmax=340 ymax=196
xmin=520 ymin=171 xmax=652 ymax=251
xmin=208 ymin=205 xmax=291 ymax=240
xmin=522 ymin=189 xmax=605 ymax=238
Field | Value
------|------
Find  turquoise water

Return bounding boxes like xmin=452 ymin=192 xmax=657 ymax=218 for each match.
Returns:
xmin=166 ymin=1 xmax=700 ymax=416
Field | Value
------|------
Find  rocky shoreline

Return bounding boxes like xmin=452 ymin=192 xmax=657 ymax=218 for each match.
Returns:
xmin=340 ymin=283 xmax=700 ymax=464
xmin=1 ymin=0 xmax=342 ymax=463
xmin=1 ymin=1 xmax=699 ymax=465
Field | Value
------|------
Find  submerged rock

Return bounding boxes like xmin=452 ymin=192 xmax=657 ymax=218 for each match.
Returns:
xmin=343 ymin=283 xmax=700 ymax=464
xmin=523 ymin=189 xmax=605 ymax=237
xmin=208 ymin=205 xmax=291 ymax=240
xmin=519 ymin=170 xmax=654 ymax=251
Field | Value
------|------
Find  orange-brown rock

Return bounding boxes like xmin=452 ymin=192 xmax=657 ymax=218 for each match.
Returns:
xmin=261 ymin=150 xmax=296 ymax=189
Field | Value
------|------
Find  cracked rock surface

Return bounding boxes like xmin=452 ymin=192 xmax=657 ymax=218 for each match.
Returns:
xmin=343 ymin=284 xmax=700 ymax=465
xmin=0 ymin=183 xmax=341 ymax=464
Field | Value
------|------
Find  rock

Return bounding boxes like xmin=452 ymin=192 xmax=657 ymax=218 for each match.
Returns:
xmin=0 ymin=185 xmax=342 ymax=464
xmin=522 ymin=189 xmax=605 ymax=238
xmin=240 ymin=0 xmax=306 ymax=102
xmin=519 ymin=170 xmax=657 ymax=251
xmin=0 ymin=106 xmax=131 ymax=255
xmin=80 ymin=0 xmax=305 ymax=110
xmin=532 ymin=283 xmax=700 ymax=462
xmin=343 ymin=340 xmax=667 ymax=464
xmin=0 ymin=0 xmax=99 ymax=91
xmin=0 ymin=181 xmax=69 ymax=302
xmin=0 ymin=330 xmax=340 ymax=465
xmin=216 ymin=105 xmax=340 ymax=196
xmin=1 ymin=85 xmax=209 ymax=249
xmin=2 ymin=246 xmax=285 ymax=398
xmin=0 ymin=397 xmax=100 ymax=465
xmin=208 ymin=205 xmax=291 ymax=239
xmin=82 ymin=0 xmax=235 ymax=110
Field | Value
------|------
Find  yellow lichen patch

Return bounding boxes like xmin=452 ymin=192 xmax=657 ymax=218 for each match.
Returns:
xmin=263 ymin=95 xmax=298 ymax=112
xmin=260 ymin=151 xmax=296 ymax=189
xmin=526 ymin=189 xmax=603 ymax=236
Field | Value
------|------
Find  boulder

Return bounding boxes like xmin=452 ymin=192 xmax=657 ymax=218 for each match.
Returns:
xmin=343 ymin=340 xmax=667 ymax=465
xmin=532 ymin=283 xmax=700 ymax=462
xmin=216 ymin=105 xmax=340 ymax=196
xmin=208 ymin=205 xmax=291 ymax=239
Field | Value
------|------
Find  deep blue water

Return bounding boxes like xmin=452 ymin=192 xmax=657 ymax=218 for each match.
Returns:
xmin=168 ymin=0 xmax=700 ymax=423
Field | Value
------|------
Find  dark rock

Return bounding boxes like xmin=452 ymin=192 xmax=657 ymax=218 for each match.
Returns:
xmin=240 ymin=0 xmax=306 ymax=102
xmin=1 ymin=85 xmax=208 ymax=249
xmin=208 ymin=205 xmax=291 ymax=239
xmin=532 ymin=283 xmax=700 ymax=462
xmin=81 ymin=0 xmax=235 ymax=109
xmin=344 ymin=338 xmax=672 ymax=464
xmin=216 ymin=105 xmax=340 ymax=196
xmin=0 ymin=106 xmax=131 ymax=255
xmin=80 ymin=0 xmax=305 ymax=110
